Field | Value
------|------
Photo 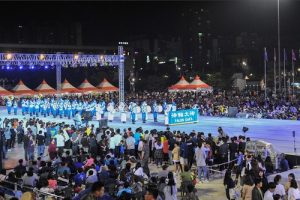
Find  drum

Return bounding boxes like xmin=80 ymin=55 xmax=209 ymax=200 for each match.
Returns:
xmin=136 ymin=106 xmax=141 ymax=113
xmin=158 ymin=105 xmax=163 ymax=113
xmin=147 ymin=105 xmax=152 ymax=113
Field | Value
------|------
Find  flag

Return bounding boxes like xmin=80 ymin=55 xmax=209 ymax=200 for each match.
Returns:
xmin=274 ymin=48 xmax=276 ymax=62
xmin=292 ymin=49 xmax=296 ymax=61
xmin=264 ymin=47 xmax=268 ymax=62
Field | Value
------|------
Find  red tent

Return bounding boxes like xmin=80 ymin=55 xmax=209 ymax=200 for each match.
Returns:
xmin=78 ymin=79 xmax=99 ymax=93
xmin=168 ymin=76 xmax=191 ymax=92
xmin=0 ymin=86 xmax=12 ymax=96
xmin=12 ymin=80 xmax=35 ymax=96
xmin=188 ymin=75 xmax=213 ymax=91
xmin=61 ymin=79 xmax=80 ymax=93
xmin=97 ymin=78 xmax=118 ymax=92
xmin=35 ymin=80 xmax=56 ymax=94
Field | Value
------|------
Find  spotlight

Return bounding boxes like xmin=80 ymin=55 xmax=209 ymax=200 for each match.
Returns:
xmin=39 ymin=54 xmax=45 ymax=60
xmin=45 ymin=65 xmax=49 ymax=69
xmin=5 ymin=53 xmax=13 ymax=60
xmin=6 ymin=66 xmax=10 ymax=70
xmin=19 ymin=65 xmax=23 ymax=70
xmin=30 ymin=65 xmax=35 ymax=69
xmin=74 ymin=54 xmax=79 ymax=60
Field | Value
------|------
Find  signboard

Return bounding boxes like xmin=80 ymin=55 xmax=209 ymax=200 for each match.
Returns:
xmin=168 ymin=109 xmax=198 ymax=125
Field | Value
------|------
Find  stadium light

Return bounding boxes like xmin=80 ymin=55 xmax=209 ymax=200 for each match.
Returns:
xmin=74 ymin=54 xmax=79 ymax=60
xmin=39 ymin=54 xmax=45 ymax=60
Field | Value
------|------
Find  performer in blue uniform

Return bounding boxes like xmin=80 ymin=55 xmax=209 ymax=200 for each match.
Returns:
xmin=13 ymin=100 xmax=18 ymax=115
xmin=67 ymin=102 xmax=72 ymax=119
xmin=29 ymin=100 xmax=34 ymax=116
xmin=21 ymin=99 xmax=26 ymax=115
xmin=100 ymin=100 xmax=106 ymax=118
xmin=152 ymin=101 xmax=159 ymax=122
xmin=35 ymin=100 xmax=40 ymax=117
xmin=59 ymin=101 xmax=64 ymax=118
xmin=129 ymin=102 xmax=137 ymax=124
xmin=141 ymin=101 xmax=147 ymax=123
xmin=6 ymin=98 xmax=12 ymax=115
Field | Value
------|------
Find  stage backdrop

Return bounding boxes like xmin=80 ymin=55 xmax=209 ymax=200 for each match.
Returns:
xmin=168 ymin=109 xmax=198 ymax=125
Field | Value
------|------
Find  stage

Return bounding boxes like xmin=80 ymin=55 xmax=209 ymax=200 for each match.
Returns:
xmin=1 ymin=107 xmax=300 ymax=155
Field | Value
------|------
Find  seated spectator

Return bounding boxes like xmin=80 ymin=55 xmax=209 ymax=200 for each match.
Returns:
xmin=82 ymin=181 xmax=106 ymax=200
xmin=117 ymin=181 xmax=133 ymax=197
xmin=22 ymin=168 xmax=38 ymax=187
xmin=157 ymin=165 xmax=169 ymax=179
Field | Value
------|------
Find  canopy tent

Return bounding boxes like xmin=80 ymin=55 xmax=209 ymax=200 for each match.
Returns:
xmin=97 ymin=78 xmax=118 ymax=92
xmin=78 ymin=79 xmax=99 ymax=93
xmin=168 ymin=76 xmax=192 ymax=92
xmin=12 ymin=80 xmax=35 ymax=96
xmin=0 ymin=86 xmax=12 ymax=96
xmin=188 ymin=75 xmax=213 ymax=91
xmin=61 ymin=79 xmax=80 ymax=93
xmin=35 ymin=80 xmax=56 ymax=94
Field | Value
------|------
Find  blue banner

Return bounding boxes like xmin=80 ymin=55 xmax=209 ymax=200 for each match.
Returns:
xmin=168 ymin=109 xmax=198 ymax=125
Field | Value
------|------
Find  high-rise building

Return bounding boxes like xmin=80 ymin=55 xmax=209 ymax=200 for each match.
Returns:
xmin=180 ymin=7 xmax=212 ymax=73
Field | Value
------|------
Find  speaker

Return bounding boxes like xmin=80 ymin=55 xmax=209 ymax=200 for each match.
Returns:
xmin=99 ymin=119 xmax=108 ymax=128
xmin=228 ymin=107 xmax=238 ymax=117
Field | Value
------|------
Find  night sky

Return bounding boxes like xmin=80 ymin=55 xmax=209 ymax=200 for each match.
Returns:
xmin=1 ymin=0 xmax=300 ymax=45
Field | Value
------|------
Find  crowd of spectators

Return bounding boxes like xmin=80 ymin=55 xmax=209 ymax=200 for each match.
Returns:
xmin=0 ymin=116 xmax=290 ymax=200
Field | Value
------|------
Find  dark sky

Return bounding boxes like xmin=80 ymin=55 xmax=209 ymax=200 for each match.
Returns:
xmin=0 ymin=0 xmax=300 ymax=45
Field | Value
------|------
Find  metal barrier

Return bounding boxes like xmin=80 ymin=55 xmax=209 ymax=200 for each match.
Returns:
xmin=0 ymin=179 xmax=64 ymax=199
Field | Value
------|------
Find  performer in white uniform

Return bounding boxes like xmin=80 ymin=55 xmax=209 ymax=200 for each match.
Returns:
xmin=107 ymin=101 xmax=115 ymax=122
xmin=164 ymin=104 xmax=172 ymax=125
xmin=95 ymin=102 xmax=102 ymax=120
xmin=118 ymin=102 xmax=127 ymax=123
xmin=141 ymin=101 xmax=148 ymax=123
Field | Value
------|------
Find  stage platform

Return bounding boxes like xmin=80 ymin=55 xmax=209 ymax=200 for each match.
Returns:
xmin=1 ymin=108 xmax=300 ymax=155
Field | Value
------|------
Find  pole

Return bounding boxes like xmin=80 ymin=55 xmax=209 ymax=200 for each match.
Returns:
xmin=274 ymin=48 xmax=276 ymax=94
xmin=283 ymin=48 xmax=286 ymax=98
xmin=292 ymin=57 xmax=295 ymax=97
xmin=264 ymin=47 xmax=267 ymax=100
xmin=56 ymin=53 xmax=61 ymax=94
xmin=118 ymin=46 xmax=125 ymax=103
xmin=277 ymin=0 xmax=281 ymax=92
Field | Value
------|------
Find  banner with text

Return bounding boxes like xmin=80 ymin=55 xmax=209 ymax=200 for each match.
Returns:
xmin=168 ymin=109 xmax=198 ymax=125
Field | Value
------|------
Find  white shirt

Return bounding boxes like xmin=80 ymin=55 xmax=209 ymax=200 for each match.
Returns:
xmin=263 ymin=190 xmax=274 ymax=200
xmin=114 ymin=134 xmax=122 ymax=146
xmin=126 ymin=136 xmax=135 ymax=150
xmin=54 ymin=134 xmax=65 ymax=147
xmin=274 ymin=184 xmax=285 ymax=197
xmin=288 ymin=188 xmax=300 ymax=200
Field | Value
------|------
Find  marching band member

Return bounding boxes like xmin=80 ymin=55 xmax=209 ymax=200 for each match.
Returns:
xmin=13 ymin=99 xmax=18 ymax=115
xmin=77 ymin=101 xmax=83 ymax=116
xmin=100 ymin=100 xmax=106 ymax=118
xmin=171 ymin=101 xmax=177 ymax=111
xmin=35 ymin=99 xmax=40 ymax=117
xmin=29 ymin=99 xmax=34 ymax=116
xmin=152 ymin=101 xmax=159 ymax=122
xmin=141 ymin=101 xmax=148 ymax=123
xmin=46 ymin=99 xmax=51 ymax=116
xmin=58 ymin=101 xmax=64 ymax=118
xmin=95 ymin=101 xmax=102 ymax=120
xmin=52 ymin=101 xmax=57 ymax=118
xmin=67 ymin=102 xmax=72 ymax=119
xmin=71 ymin=100 xmax=77 ymax=118
xmin=6 ymin=98 xmax=12 ymax=115
xmin=107 ymin=100 xmax=115 ymax=122
xmin=21 ymin=99 xmax=26 ymax=115
xmin=118 ymin=102 xmax=127 ymax=123
xmin=129 ymin=102 xmax=137 ymax=124
xmin=40 ymin=99 xmax=45 ymax=117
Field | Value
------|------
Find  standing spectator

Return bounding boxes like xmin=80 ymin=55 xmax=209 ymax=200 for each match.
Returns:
xmin=274 ymin=175 xmax=286 ymax=199
xmin=54 ymin=130 xmax=65 ymax=155
xmin=287 ymin=179 xmax=300 ymax=200
xmin=195 ymin=142 xmax=207 ymax=182
xmin=263 ymin=182 xmax=276 ymax=200
xmin=82 ymin=181 xmax=106 ymax=200
xmin=48 ymin=139 xmax=57 ymax=160
xmin=27 ymin=135 xmax=35 ymax=161
xmin=223 ymin=169 xmax=235 ymax=200
xmin=241 ymin=175 xmax=254 ymax=200
xmin=285 ymin=173 xmax=296 ymax=193
xmin=172 ymin=142 xmax=182 ymax=173
xmin=126 ymin=132 xmax=135 ymax=156
xmin=23 ymin=132 xmax=30 ymax=161
xmin=252 ymin=178 xmax=263 ymax=200
xmin=154 ymin=139 xmax=163 ymax=167
xmin=163 ymin=172 xmax=177 ymax=200
xmin=280 ymin=154 xmax=290 ymax=172
xmin=36 ymin=130 xmax=45 ymax=156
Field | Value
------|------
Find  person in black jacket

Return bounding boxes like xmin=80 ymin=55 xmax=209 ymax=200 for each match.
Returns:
xmin=14 ymin=159 xmax=27 ymax=178
xmin=23 ymin=132 xmax=30 ymax=161
xmin=223 ymin=169 xmax=235 ymax=200
xmin=36 ymin=130 xmax=45 ymax=157
xmin=252 ymin=178 xmax=263 ymax=200
xmin=229 ymin=137 xmax=238 ymax=161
